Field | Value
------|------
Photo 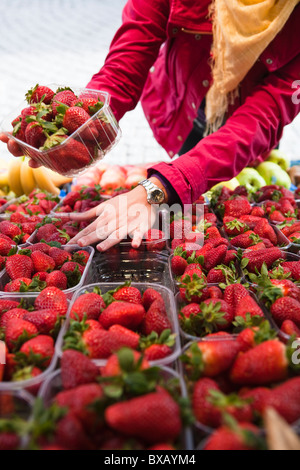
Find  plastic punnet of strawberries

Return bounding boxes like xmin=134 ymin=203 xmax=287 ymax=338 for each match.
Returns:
xmin=3 ymin=84 xmax=120 ymax=176
xmin=0 ymin=245 xmax=90 ymax=294
xmin=24 ymin=347 xmax=192 ymax=450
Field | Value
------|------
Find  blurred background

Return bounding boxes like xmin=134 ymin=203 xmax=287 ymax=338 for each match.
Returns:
xmin=0 ymin=0 xmax=299 ymax=169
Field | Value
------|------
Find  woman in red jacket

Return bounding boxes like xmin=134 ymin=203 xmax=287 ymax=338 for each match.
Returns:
xmin=1 ymin=0 xmax=300 ymax=251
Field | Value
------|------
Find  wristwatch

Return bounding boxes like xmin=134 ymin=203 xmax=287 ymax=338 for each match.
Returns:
xmin=138 ymin=179 xmax=165 ymax=204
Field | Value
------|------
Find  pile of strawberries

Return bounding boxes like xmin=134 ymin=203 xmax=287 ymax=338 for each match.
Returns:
xmin=2 ymin=189 xmax=59 ymax=218
xmin=53 ymin=186 xmax=107 ymax=214
xmin=182 ymin=323 xmax=300 ymax=449
xmin=1 ymin=245 xmax=90 ymax=293
xmin=10 ymin=84 xmax=117 ymax=174
xmin=60 ymin=284 xmax=176 ymax=362
xmin=0 ymin=287 xmax=68 ymax=392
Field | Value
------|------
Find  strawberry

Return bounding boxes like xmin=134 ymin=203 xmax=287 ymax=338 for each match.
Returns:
xmin=140 ymin=299 xmax=171 ymax=335
xmin=20 ymin=106 xmax=38 ymax=134
xmin=0 ymin=221 xmax=22 ymax=241
xmin=270 ymin=296 xmax=300 ymax=327
xmin=18 ymin=335 xmax=55 ymax=368
xmin=0 ymin=238 xmax=14 ymax=256
xmin=72 ymin=250 xmax=89 ymax=266
xmin=0 ymin=430 xmax=20 ymax=450
xmin=143 ymin=343 xmax=172 ymax=361
xmin=0 ymin=309 xmax=28 ymax=329
xmin=281 ymin=261 xmax=300 ymax=281
xmin=223 ymin=284 xmax=249 ymax=311
xmin=269 ymin=278 xmax=300 ymax=301
xmin=48 ymin=246 xmax=72 ymax=268
xmin=230 ymin=231 xmax=261 ymax=249
xmin=171 ymin=255 xmax=188 ymax=276
xmin=26 ymin=84 xmax=55 ymax=104
xmin=253 ymin=219 xmax=277 ymax=246
xmin=101 ymin=350 xmax=149 ymax=377
xmin=234 ymin=295 xmax=264 ymax=320
xmin=203 ymin=422 xmax=263 ymax=450
xmin=201 ymin=244 xmax=227 ymax=272
xmin=63 ymin=319 xmax=111 ymax=359
xmin=6 ymin=254 xmax=33 ymax=280
xmin=192 ymin=378 xmax=253 ymax=428
xmin=207 ymin=286 xmax=223 ymax=299
xmin=21 ymin=222 xmax=36 ymax=235
xmin=180 ymin=299 xmax=233 ymax=337
xmin=169 ymin=219 xmax=192 ymax=239
xmin=242 ymin=247 xmax=283 ymax=273
xmin=269 ymin=210 xmax=286 ymax=223
xmin=250 ymin=206 xmax=265 ymax=218
xmin=34 ymin=287 xmax=68 ymax=316
xmin=29 ymin=243 xmax=51 ymax=255
xmin=31 ymin=251 xmax=55 ymax=273
xmin=107 ymin=324 xmax=140 ymax=352
xmin=262 ymin=377 xmax=300 ymax=424
xmin=71 ymin=95 xmax=104 ymax=115
xmin=179 ymin=269 xmax=208 ymax=303
xmin=182 ymin=333 xmax=241 ymax=379
xmin=48 ymin=138 xmax=93 ymax=174
xmin=35 ymin=224 xmax=58 ymax=242
xmin=280 ymin=319 xmax=300 ymax=338
xmin=4 ymin=277 xmax=39 ymax=293
xmin=0 ymin=299 xmax=19 ymax=315
xmin=4 ymin=318 xmax=38 ymax=352
xmin=62 ymin=190 xmax=81 ymax=208
xmin=62 ymin=106 xmax=99 ymax=140
xmin=45 ymin=271 xmax=68 ymax=290
xmin=51 ymin=89 xmax=77 ymax=115
xmin=230 ymin=339 xmax=288 ymax=385
xmin=223 ymin=217 xmax=248 ymax=236
xmin=23 ymin=309 xmax=62 ymax=335
xmin=61 ymin=349 xmax=100 ymax=389
xmin=223 ymin=198 xmax=252 ymax=219
xmin=24 ymin=121 xmax=46 ymax=148
xmin=99 ymin=301 xmax=145 ymax=330
xmin=70 ymin=292 xmax=105 ymax=321
xmin=142 ymin=288 xmax=165 ymax=311
xmin=105 ymin=389 xmax=182 ymax=444
xmin=33 ymin=272 xmax=48 ymax=282
xmin=54 ymin=412 xmax=93 ymax=450
xmin=112 ymin=286 xmax=142 ymax=304
xmin=144 ymin=229 xmax=166 ymax=252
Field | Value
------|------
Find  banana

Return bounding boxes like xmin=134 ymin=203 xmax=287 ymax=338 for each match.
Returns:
xmin=32 ymin=166 xmax=60 ymax=195
xmin=45 ymin=168 xmax=72 ymax=187
xmin=8 ymin=158 xmax=24 ymax=196
xmin=20 ymin=159 xmax=36 ymax=195
xmin=0 ymin=171 xmax=9 ymax=188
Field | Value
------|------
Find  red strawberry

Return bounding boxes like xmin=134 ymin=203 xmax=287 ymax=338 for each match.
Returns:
xmin=31 ymin=251 xmax=55 ymax=273
xmin=6 ymin=254 xmax=33 ymax=280
xmin=48 ymin=247 xmax=72 ymax=268
xmin=269 ymin=279 xmax=300 ymax=301
xmin=70 ymin=292 xmax=105 ymax=321
xmin=207 ymin=286 xmax=223 ymax=299
xmin=21 ymin=222 xmax=36 ymax=235
xmin=0 ymin=299 xmax=19 ymax=315
xmin=112 ymin=286 xmax=142 ymax=304
xmin=230 ymin=339 xmax=288 ymax=385
xmin=223 ymin=217 xmax=248 ymax=236
xmin=203 ymin=423 xmax=262 ymax=450
xmin=140 ymin=299 xmax=171 ymax=335
xmin=203 ymin=244 xmax=227 ymax=272
xmin=5 ymin=318 xmax=38 ymax=352
xmin=263 ymin=377 xmax=300 ymax=424
xmin=270 ymin=296 xmax=300 ymax=327
xmin=234 ymin=295 xmax=264 ymax=320
xmin=169 ymin=219 xmax=192 ymax=240
xmin=253 ymin=219 xmax=277 ymax=246
xmin=36 ymin=224 xmax=58 ymax=242
xmin=250 ymin=206 xmax=265 ymax=218
xmin=0 ymin=431 xmax=20 ymax=450
xmin=62 ymin=191 xmax=81 ymax=208
xmin=29 ymin=243 xmax=51 ymax=255
xmin=23 ymin=308 xmax=61 ymax=335
xmin=143 ymin=343 xmax=172 ymax=361
xmin=0 ymin=221 xmax=22 ymax=241
xmin=171 ymin=256 xmax=188 ymax=276
xmin=61 ymin=349 xmax=100 ymax=389
xmin=0 ymin=238 xmax=14 ymax=256
xmin=45 ymin=271 xmax=68 ymax=290
xmin=281 ymin=261 xmax=300 ymax=281
xmin=24 ymin=121 xmax=46 ymax=148
xmin=26 ymin=84 xmax=55 ymax=104
xmin=0 ymin=308 xmax=28 ymax=329
xmin=4 ymin=277 xmax=34 ymax=293
xmin=19 ymin=335 xmax=54 ymax=368
xmin=20 ymin=106 xmax=38 ymax=134
xmin=101 ymin=350 xmax=149 ymax=377
xmin=224 ymin=198 xmax=252 ymax=218
xmin=33 ymin=272 xmax=48 ymax=282
xmin=51 ymin=89 xmax=77 ymax=115
xmin=105 ymin=389 xmax=182 ymax=443
xmin=72 ymin=250 xmax=89 ymax=266
xmin=144 ymin=229 xmax=166 ymax=252
xmin=230 ymin=231 xmax=260 ymax=249
xmin=54 ymin=412 xmax=93 ymax=450
xmin=142 ymin=288 xmax=164 ymax=310
xmin=34 ymin=287 xmax=68 ymax=316
xmin=183 ymin=333 xmax=241 ymax=378
xmin=99 ymin=301 xmax=145 ymax=330
xmin=242 ymin=247 xmax=283 ymax=273
xmin=280 ymin=319 xmax=300 ymax=338
xmin=62 ymin=106 xmax=98 ymax=139
xmin=107 ymin=324 xmax=140 ymax=352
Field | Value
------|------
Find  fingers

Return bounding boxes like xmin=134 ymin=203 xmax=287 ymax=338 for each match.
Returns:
xmin=68 ymin=217 xmax=102 ymax=245
xmin=0 ymin=133 xmax=9 ymax=143
xmin=131 ymin=229 xmax=144 ymax=249
xmin=97 ymin=226 xmax=128 ymax=252
xmin=68 ymin=204 xmax=104 ymax=222
xmin=28 ymin=159 xmax=42 ymax=169
xmin=7 ymin=140 xmax=24 ymax=157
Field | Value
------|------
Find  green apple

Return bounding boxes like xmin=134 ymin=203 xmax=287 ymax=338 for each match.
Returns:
xmin=256 ymin=161 xmax=292 ymax=189
xmin=266 ymin=149 xmax=290 ymax=171
xmin=236 ymin=167 xmax=266 ymax=193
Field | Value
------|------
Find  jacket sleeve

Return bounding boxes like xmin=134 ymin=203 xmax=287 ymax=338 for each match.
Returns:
xmin=148 ymin=53 xmax=300 ymax=205
xmin=86 ymin=0 xmax=169 ymax=122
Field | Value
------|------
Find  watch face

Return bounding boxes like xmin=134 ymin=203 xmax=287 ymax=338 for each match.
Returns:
xmin=149 ymin=188 xmax=165 ymax=204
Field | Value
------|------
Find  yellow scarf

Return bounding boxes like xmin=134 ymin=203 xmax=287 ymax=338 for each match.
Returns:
xmin=205 ymin=0 xmax=299 ymax=134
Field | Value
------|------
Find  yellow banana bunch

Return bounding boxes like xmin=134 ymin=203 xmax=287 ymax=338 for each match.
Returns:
xmin=4 ymin=157 xmax=69 ymax=196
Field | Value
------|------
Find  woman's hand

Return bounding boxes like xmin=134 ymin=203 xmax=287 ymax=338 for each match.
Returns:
xmin=0 ymin=132 xmax=41 ymax=167
xmin=67 ymin=181 xmax=166 ymax=251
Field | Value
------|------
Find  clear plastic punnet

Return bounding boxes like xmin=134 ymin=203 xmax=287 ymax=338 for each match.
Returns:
xmin=0 ymin=86 xmax=121 ymax=177
xmin=55 ymin=282 xmax=181 ymax=367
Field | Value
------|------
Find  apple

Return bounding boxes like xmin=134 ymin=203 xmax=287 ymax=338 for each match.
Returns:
xmin=236 ymin=167 xmax=266 ymax=193
xmin=210 ymin=177 xmax=240 ymax=192
xmin=256 ymin=161 xmax=292 ymax=189
xmin=266 ymin=149 xmax=290 ymax=171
